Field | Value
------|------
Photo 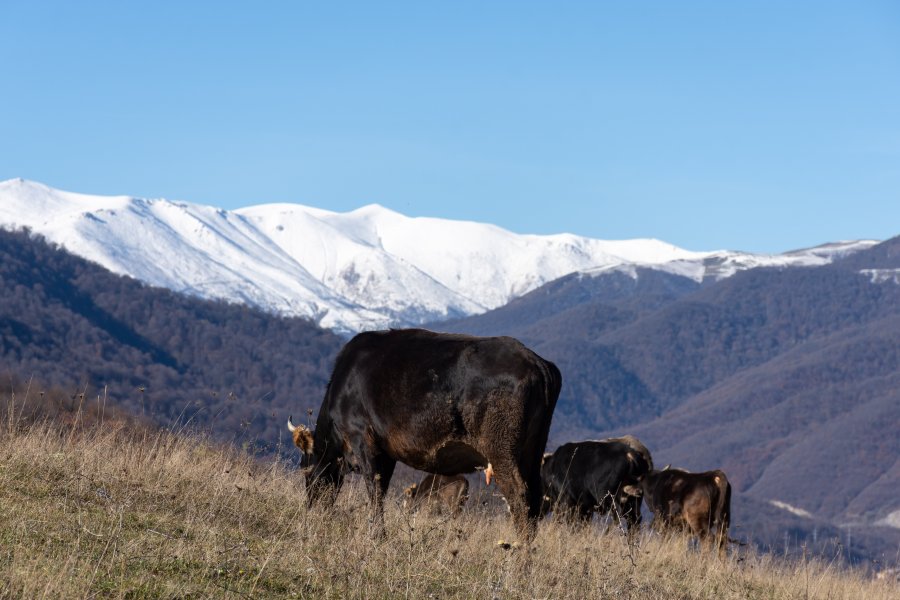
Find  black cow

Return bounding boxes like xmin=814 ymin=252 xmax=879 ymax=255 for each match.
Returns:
xmin=624 ymin=467 xmax=732 ymax=551
xmin=288 ymin=328 xmax=561 ymax=539
xmin=540 ymin=439 xmax=651 ymax=531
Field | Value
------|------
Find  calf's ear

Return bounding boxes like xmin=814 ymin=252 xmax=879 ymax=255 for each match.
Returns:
xmin=622 ymin=484 xmax=642 ymax=497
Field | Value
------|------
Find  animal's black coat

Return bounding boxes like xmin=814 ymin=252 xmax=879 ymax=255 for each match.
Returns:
xmin=298 ymin=328 xmax=561 ymax=537
xmin=541 ymin=439 xmax=650 ymax=529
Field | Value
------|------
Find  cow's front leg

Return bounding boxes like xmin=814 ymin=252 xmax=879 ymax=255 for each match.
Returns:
xmin=370 ymin=453 xmax=396 ymax=535
xmin=488 ymin=457 xmax=538 ymax=542
xmin=354 ymin=440 xmax=396 ymax=536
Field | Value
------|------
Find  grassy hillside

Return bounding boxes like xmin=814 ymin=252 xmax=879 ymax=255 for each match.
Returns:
xmin=0 ymin=406 xmax=896 ymax=598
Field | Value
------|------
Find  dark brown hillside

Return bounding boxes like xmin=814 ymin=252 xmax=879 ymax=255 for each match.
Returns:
xmin=439 ymin=267 xmax=701 ymax=337
xmin=0 ymin=228 xmax=343 ymax=450
xmin=624 ymin=315 xmax=899 ymax=516
xmin=437 ymin=267 xmax=707 ymax=435
xmin=834 ymin=235 xmax=900 ymax=269
xmin=601 ymin=264 xmax=900 ymax=412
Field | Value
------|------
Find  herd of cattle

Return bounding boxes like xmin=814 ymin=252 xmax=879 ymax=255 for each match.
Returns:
xmin=287 ymin=328 xmax=732 ymax=550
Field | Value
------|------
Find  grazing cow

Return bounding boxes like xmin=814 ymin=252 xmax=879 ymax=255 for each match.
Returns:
xmin=403 ymin=474 xmax=469 ymax=515
xmin=624 ymin=467 xmax=732 ymax=551
xmin=288 ymin=328 xmax=561 ymax=539
xmin=540 ymin=439 xmax=651 ymax=530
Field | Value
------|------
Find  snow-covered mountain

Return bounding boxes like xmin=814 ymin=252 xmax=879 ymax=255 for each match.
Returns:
xmin=0 ymin=179 xmax=879 ymax=332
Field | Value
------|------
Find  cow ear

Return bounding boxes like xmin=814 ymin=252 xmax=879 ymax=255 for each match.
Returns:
xmin=623 ymin=484 xmax=642 ymax=497
xmin=287 ymin=416 xmax=314 ymax=453
xmin=295 ymin=429 xmax=314 ymax=454
xmin=290 ymin=425 xmax=314 ymax=454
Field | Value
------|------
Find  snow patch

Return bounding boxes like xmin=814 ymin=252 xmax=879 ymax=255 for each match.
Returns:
xmin=860 ymin=268 xmax=900 ymax=284
xmin=769 ymin=500 xmax=815 ymax=519
xmin=875 ymin=509 xmax=900 ymax=529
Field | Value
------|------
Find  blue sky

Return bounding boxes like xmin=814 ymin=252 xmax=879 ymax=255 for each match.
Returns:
xmin=2 ymin=1 xmax=898 ymax=253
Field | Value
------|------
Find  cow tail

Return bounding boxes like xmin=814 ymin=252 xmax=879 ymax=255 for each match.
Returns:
xmin=714 ymin=470 xmax=731 ymax=546
xmin=543 ymin=360 xmax=562 ymax=410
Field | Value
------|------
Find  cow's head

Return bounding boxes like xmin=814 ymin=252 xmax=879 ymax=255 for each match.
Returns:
xmin=288 ymin=416 xmax=343 ymax=504
xmin=622 ymin=484 xmax=643 ymax=498
xmin=622 ymin=467 xmax=673 ymax=516
xmin=622 ymin=471 xmax=648 ymax=499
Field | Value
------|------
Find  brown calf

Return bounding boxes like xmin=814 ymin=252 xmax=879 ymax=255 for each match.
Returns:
xmin=403 ymin=474 xmax=469 ymax=516
xmin=625 ymin=467 xmax=731 ymax=552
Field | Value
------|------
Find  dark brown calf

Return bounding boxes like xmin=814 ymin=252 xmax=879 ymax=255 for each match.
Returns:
xmin=403 ymin=474 xmax=469 ymax=515
xmin=625 ymin=467 xmax=731 ymax=552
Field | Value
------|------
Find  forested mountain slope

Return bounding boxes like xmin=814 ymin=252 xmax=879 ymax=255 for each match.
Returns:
xmin=0 ymin=228 xmax=342 ymax=450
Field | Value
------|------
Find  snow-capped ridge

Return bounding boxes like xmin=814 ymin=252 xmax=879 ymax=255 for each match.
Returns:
xmin=0 ymin=179 xmax=880 ymax=333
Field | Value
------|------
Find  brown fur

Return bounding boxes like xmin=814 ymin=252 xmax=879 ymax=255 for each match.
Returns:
xmin=292 ymin=427 xmax=314 ymax=454
xmin=403 ymin=474 xmax=469 ymax=515
xmin=627 ymin=467 xmax=731 ymax=553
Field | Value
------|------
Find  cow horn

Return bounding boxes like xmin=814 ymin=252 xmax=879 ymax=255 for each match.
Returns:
xmin=287 ymin=415 xmax=306 ymax=433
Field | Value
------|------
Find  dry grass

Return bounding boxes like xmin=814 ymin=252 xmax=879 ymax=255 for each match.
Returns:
xmin=0 ymin=414 xmax=896 ymax=599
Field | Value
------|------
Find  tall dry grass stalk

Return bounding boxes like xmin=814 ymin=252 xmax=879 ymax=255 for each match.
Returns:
xmin=0 ymin=408 xmax=896 ymax=599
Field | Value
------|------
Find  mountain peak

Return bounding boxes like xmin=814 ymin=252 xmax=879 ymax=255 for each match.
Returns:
xmin=0 ymin=180 xmax=884 ymax=333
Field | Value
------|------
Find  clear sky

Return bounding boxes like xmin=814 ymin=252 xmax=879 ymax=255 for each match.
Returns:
xmin=2 ymin=1 xmax=898 ymax=253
